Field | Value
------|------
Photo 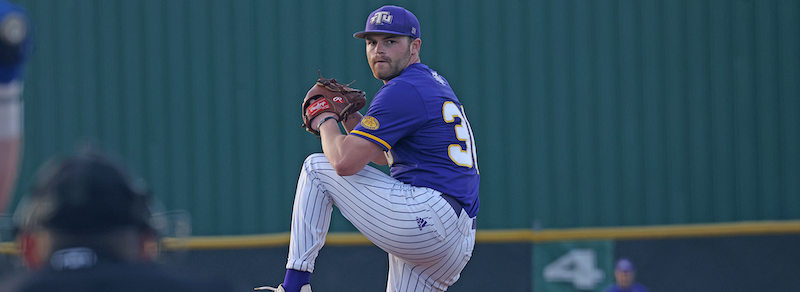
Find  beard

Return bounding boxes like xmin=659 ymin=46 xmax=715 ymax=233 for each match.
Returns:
xmin=369 ymin=48 xmax=412 ymax=81
xmin=370 ymin=61 xmax=400 ymax=81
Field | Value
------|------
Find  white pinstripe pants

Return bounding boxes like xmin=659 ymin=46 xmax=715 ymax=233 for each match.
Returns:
xmin=287 ymin=154 xmax=476 ymax=292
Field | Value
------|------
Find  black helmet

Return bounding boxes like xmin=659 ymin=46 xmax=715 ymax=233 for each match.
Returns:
xmin=14 ymin=145 xmax=152 ymax=234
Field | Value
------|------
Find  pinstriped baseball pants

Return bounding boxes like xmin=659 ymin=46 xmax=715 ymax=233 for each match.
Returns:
xmin=286 ymin=154 xmax=476 ymax=292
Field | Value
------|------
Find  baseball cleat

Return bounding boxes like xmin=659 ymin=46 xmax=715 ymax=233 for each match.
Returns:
xmin=254 ymin=284 xmax=312 ymax=292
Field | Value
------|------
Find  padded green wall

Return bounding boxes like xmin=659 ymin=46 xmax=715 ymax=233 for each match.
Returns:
xmin=8 ymin=0 xmax=799 ymax=235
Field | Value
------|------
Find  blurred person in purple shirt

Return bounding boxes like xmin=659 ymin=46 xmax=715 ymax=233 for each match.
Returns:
xmin=603 ymin=258 xmax=651 ymax=292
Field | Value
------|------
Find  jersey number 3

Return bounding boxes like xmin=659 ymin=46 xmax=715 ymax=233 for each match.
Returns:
xmin=443 ymin=102 xmax=479 ymax=173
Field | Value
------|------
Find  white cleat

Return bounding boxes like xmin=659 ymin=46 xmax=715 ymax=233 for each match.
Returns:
xmin=254 ymin=284 xmax=312 ymax=292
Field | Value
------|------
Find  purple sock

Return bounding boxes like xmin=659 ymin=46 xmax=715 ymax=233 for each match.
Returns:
xmin=282 ymin=269 xmax=310 ymax=292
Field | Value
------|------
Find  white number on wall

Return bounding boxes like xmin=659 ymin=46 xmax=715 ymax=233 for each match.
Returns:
xmin=543 ymin=249 xmax=604 ymax=290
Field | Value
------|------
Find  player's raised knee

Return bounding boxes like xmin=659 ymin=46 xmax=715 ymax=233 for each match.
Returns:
xmin=303 ymin=153 xmax=328 ymax=169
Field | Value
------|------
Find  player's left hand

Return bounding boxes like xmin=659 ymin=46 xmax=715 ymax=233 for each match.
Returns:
xmin=310 ymin=112 xmax=338 ymax=133
xmin=301 ymin=74 xmax=366 ymax=137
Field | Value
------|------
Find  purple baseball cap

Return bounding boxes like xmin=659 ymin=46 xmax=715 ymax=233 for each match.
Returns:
xmin=615 ymin=258 xmax=636 ymax=272
xmin=353 ymin=5 xmax=420 ymax=39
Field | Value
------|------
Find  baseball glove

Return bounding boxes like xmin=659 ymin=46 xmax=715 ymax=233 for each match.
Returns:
xmin=301 ymin=74 xmax=366 ymax=136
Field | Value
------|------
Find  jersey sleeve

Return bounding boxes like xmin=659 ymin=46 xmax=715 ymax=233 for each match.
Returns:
xmin=351 ymin=81 xmax=426 ymax=151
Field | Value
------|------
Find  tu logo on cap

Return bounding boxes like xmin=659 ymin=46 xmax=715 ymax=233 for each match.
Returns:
xmin=370 ymin=11 xmax=393 ymax=25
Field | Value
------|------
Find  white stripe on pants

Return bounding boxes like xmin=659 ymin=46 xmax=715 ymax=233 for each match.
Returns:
xmin=286 ymin=154 xmax=476 ymax=292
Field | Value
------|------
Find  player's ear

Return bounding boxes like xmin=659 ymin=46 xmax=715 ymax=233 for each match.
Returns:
xmin=410 ymin=38 xmax=421 ymax=55
xmin=138 ymin=229 xmax=159 ymax=262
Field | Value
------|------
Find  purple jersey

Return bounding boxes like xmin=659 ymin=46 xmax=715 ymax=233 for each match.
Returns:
xmin=351 ymin=63 xmax=480 ymax=217
xmin=603 ymin=283 xmax=651 ymax=292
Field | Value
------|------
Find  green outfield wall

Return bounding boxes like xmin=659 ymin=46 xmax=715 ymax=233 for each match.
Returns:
xmin=5 ymin=0 xmax=799 ymax=236
xmin=3 ymin=222 xmax=800 ymax=290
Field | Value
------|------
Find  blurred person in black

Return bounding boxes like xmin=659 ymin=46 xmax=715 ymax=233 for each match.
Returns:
xmin=0 ymin=145 xmax=242 ymax=292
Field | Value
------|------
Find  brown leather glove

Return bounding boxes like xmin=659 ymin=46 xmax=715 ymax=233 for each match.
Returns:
xmin=301 ymin=75 xmax=366 ymax=136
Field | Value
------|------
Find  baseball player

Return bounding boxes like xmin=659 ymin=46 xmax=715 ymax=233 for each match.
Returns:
xmin=260 ymin=5 xmax=479 ymax=292
xmin=0 ymin=0 xmax=33 ymax=213
xmin=603 ymin=258 xmax=651 ymax=292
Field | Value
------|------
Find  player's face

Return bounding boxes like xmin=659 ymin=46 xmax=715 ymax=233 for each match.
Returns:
xmin=364 ymin=34 xmax=419 ymax=82
xmin=614 ymin=270 xmax=635 ymax=288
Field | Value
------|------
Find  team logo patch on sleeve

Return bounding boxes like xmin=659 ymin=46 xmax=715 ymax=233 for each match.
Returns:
xmin=360 ymin=116 xmax=380 ymax=130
